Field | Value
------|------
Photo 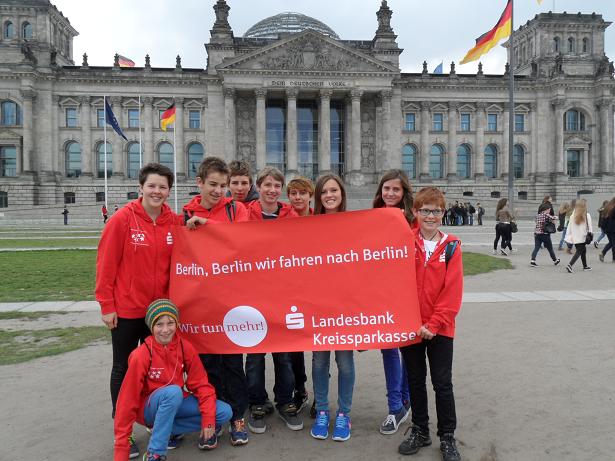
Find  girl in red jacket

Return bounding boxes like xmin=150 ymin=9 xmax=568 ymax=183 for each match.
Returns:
xmin=96 ymin=163 xmax=183 ymax=458
xmin=397 ymin=186 xmax=463 ymax=461
xmin=114 ymin=299 xmax=231 ymax=461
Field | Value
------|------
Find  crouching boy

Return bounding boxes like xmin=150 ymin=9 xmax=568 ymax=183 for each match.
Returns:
xmin=113 ymin=299 xmax=231 ymax=461
xmin=398 ymin=187 xmax=463 ymax=461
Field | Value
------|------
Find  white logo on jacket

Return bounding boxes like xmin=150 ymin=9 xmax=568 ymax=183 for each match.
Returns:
xmin=166 ymin=232 xmax=173 ymax=245
xmin=130 ymin=228 xmax=148 ymax=246
xmin=148 ymin=368 xmax=164 ymax=380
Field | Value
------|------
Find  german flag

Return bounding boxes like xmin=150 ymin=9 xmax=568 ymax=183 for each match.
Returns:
xmin=118 ymin=54 xmax=135 ymax=68
xmin=160 ymin=104 xmax=176 ymax=131
xmin=460 ymin=0 xmax=512 ymax=64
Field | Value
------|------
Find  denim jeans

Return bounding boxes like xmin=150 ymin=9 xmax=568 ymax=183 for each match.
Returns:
xmin=143 ymin=385 xmax=232 ymax=456
xmin=200 ymin=353 xmax=248 ymax=422
xmin=531 ymin=233 xmax=557 ymax=261
xmin=381 ymin=348 xmax=410 ymax=413
xmin=290 ymin=352 xmax=307 ymax=392
xmin=602 ymin=232 xmax=615 ymax=260
xmin=245 ymin=352 xmax=294 ymax=408
xmin=401 ymin=335 xmax=456 ymax=437
xmin=558 ymin=226 xmax=572 ymax=250
xmin=312 ymin=350 xmax=355 ymax=414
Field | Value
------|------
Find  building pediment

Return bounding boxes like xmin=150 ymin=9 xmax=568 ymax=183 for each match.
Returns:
xmin=218 ymin=30 xmax=398 ymax=75
xmin=458 ymin=103 xmax=475 ymax=112
xmin=0 ymin=128 xmax=22 ymax=141
xmin=402 ymin=102 xmax=420 ymax=112
xmin=564 ymin=134 xmax=591 ymax=146
xmin=59 ymin=97 xmax=81 ymax=107
xmin=486 ymin=104 xmax=503 ymax=113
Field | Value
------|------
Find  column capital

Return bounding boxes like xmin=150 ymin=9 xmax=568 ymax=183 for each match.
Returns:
xmin=320 ymin=89 xmax=333 ymax=99
xmin=80 ymin=95 xmax=91 ymax=106
xmin=551 ymin=98 xmax=566 ymax=110
xmin=255 ymin=88 xmax=268 ymax=99
xmin=109 ymin=96 xmax=122 ymax=106
xmin=174 ymin=97 xmax=185 ymax=107
xmin=420 ymin=101 xmax=431 ymax=111
xmin=143 ymin=96 xmax=153 ymax=105
xmin=350 ymin=89 xmax=363 ymax=101
xmin=52 ymin=94 xmax=60 ymax=104
xmin=448 ymin=101 xmax=459 ymax=111
xmin=596 ymin=97 xmax=613 ymax=110
xmin=20 ymin=89 xmax=37 ymax=101
xmin=223 ymin=87 xmax=236 ymax=99
xmin=380 ymin=90 xmax=392 ymax=102
xmin=476 ymin=101 xmax=487 ymax=110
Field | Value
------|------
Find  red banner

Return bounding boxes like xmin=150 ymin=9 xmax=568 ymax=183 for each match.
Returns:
xmin=170 ymin=208 xmax=422 ymax=353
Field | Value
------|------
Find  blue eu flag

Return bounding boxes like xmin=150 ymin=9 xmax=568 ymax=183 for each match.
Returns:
xmin=104 ymin=98 xmax=128 ymax=141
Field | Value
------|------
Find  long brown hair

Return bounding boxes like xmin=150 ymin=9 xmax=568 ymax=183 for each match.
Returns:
xmin=314 ymin=174 xmax=347 ymax=215
xmin=495 ymin=198 xmax=508 ymax=218
xmin=573 ymin=199 xmax=588 ymax=225
xmin=604 ymin=197 xmax=615 ymax=218
xmin=373 ymin=169 xmax=414 ymax=225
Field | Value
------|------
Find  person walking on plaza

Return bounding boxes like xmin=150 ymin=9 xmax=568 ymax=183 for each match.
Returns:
xmin=113 ymin=299 xmax=232 ymax=461
xmin=311 ymin=174 xmax=355 ymax=442
xmin=102 ymin=204 xmax=109 ymax=224
xmin=598 ymin=197 xmax=615 ymax=263
xmin=477 ymin=202 xmax=484 ymax=226
xmin=372 ymin=170 xmax=413 ymax=435
xmin=468 ymin=202 xmax=475 ymax=226
xmin=61 ymin=206 xmax=69 ymax=225
xmin=558 ymin=200 xmax=575 ymax=253
xmin=530 ymin=203 xmax=560 ymax=267
xmin=565 ymin=199 xmax=593 ymax=273
xmin=594 ymin=200 xmax=609 ymax=248
xmin=493 ymin=198 xmax=514 ymax=256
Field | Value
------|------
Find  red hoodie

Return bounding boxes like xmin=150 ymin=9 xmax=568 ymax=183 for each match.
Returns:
xmin=413 ymin=227 xmax=463 ymax=338
xmin=113 ymin=333 xmax=216 ymax=461
xmin=247 ymin=200 xmax=298 ymax=220
xmin=95 ymin=198 xmax=183 ymax=318
xmin=182 ymin=195 xmax=248 ymax=223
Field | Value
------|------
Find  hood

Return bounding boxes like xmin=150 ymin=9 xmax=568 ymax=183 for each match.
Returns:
xmin=183 ymin=195 xmax=233 ymax=215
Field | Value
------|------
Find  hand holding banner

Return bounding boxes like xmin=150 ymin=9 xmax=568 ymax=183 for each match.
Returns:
xmin=170 ymin=208 xmax=422 ymax=353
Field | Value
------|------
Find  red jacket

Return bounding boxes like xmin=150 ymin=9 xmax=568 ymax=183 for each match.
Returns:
xmin=413 ymin=228 xmax=463 ymax=338
xmin=182 ymin=195 xmax=248 ymax=223
xmin=247 ymin=200 xmax=298 ymax=220
xmin=95 ymin=199 xmax=183 ymax=318
xmin=114 ymin=334 xmax=217 ymax=461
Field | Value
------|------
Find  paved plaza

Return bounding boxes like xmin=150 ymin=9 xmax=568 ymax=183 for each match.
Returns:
xmin=1 ymin=224 xmax=614 ymax=461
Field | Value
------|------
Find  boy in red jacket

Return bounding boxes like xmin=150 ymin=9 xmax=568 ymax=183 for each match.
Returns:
xmin=398 ymin=187 xmax=463 ymax=461
xmin=114 ymin=299 xmax=231 ymax=461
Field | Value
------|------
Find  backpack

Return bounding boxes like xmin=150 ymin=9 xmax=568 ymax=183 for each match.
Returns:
xmin=445 ymin=241 xmax=459 ymax=267
xmin=184 ymin=200 xmax=236 ymax=224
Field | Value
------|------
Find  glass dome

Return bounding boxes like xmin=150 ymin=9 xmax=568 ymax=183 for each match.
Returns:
xmin=243 ymin=12 xmax=339 ymax=40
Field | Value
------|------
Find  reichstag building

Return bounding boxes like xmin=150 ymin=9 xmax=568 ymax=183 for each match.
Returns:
xmin=0 ymin=0 xmax=614 ymax=207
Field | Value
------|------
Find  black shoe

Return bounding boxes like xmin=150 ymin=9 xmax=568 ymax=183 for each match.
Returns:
xmin=440 ymin=434 xmax=461 ymax=461
xmin=398 ymin=425 xmax=431 ymax=455
xmin=530 ymin=260 xmax=538 ymax=267
xmin=309 ymin=400 xmax=317 ymax=419
xmin=278 ymin=402 xmax=303 ymax=431
xmin=553 ymin=258 xmax=561 ymax=266
xmin=263 ymin=399 xmax=275 ymax=415
xmin=293 ymin=389 xmax=309 ymax=413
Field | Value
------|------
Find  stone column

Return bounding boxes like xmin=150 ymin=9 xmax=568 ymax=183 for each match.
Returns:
xmin=175 ymin=97 xmax=186 ymax=180
xmin=381 ymin=90 xmax=392 ymax=171
xmin=223 ymin=87 xmax=236 ymax=163
xmin=552 ymin=99 xmax=566 ymax=175
xmin=285 ymin=88 xmax=298 ymax=175
xmin=80 ymin=96 xmax=93 ymax=177
xmin=344 ymin=96 xmax=352 ymax=176
xmin=501 ymin=105 xmax=510 ymax=178
xmin=319 ymin=89 xmax=332 ymax=175
xmin=598 ymin=98 xmax=613 ymax=175
xmin=255 ymin=89 xmax=267 ymax=171
xmin=20 ymin=89 xmax=36 ymax=175
xmin=582 ymin=148 xmax=589 ymax=176
xmin=42 ymin=94 xmax=58 ymax=176
xmin=419 ymin=101 xmax=431 ymax=179
xmin=475 ymin=102 xmax=486 ymax=178
xmin=110 ymin=97 xmax=124 ymax=178
xmin=350 ymin=89 xmax=363 ymax=173
xmin=143 ymin=97 xmax=154 ymax=165
xmin=447 ymin=102 xmax=458 ymax=180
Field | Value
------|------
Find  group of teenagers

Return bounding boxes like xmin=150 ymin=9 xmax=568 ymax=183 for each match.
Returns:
xmin=96 ymin=157 xmax=464 ymax=461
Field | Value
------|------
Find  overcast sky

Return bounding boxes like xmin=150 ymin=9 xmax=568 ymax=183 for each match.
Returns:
xmin=52 ymin=0 xmax=614 ymax=74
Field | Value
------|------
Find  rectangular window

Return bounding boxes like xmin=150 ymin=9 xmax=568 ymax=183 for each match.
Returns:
xmin=66 ymin=108 xmax=78 ymax=127
xmin=487 ymin=114 xmax=498 ymax=131
xmin=460 ymin=113 xmax=471 ymax=132
xmin=189 ymin=110 xmax=201 ymax=129
xmin=514 ymin=114 xmax=525 ymax=132
xmin=128 ymin=109 xmax=140 ymax=128
xmin=404 ymin=113 xmax=416 ymax=131
xmin=97 ymin=109 xmax=105 ymax=127
xmin=432 ymin=113 xmax=443 ymax=131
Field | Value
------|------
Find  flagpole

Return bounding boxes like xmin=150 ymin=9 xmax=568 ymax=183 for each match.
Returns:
xmin=103 ymin=95 xmax=108 ymax=211
xmin=173 ymin=117 xmax=178 ymax=213
xmin=507 ymin=0 xmax=515 ymax=211
xmin=138 ymin=94 xmax=143 ymax=169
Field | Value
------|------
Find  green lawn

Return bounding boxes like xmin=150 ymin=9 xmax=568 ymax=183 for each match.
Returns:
xmin=0 ymin=238 xmax=99 ymax=249
xmin=463 ymin=252 xmax=512 ymax=276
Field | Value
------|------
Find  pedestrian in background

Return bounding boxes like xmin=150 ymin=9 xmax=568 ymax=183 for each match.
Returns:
xmin=565 ymin=199 xmax=592 ymax=273
xmin=598 ymin=197 xmax=615 ymax=263
xmin=62 ymin=206 xmax=69 ymax=225
xmin=102 ymin=204 xmax=109 ymax=224
xmin=530 ymin=203 xmax=560 ymax=267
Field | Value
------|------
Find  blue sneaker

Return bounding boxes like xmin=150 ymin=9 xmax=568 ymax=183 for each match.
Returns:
xmin=167 ymin=434 xmax=184 ymax=450
xmin=332 ymin=412 xmax=351 ymax=442
xmin=310 ymin=410 xmax=330 ymax=439
xmin=198 ymin=432 xmax=218 ymax=450
xmin=229 ymin=418 xmax=249 ymax=446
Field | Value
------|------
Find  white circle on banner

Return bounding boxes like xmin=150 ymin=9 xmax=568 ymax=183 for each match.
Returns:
xmin=223 ymin=305 xmax=268 ymax=347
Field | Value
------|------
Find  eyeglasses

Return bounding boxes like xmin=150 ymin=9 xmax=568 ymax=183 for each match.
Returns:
xmin=417 ymin=208 xmax=444 ymax=217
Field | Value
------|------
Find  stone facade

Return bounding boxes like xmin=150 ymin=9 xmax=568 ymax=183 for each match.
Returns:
xmin=0 ymin=0 xmax=614 ymax=209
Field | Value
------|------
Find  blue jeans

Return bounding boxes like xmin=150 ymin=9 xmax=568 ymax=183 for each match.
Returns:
xmin=381 ymin=348 xmax=410 ymax=413
xmin=596 ymin=230 xmax=606 ymax=243
xmin=312 ymin=350 xmax=355 ymax=414
xmin=143 ymin=385 xmax=232 ymax=456
xmin=558 ymin=226 xmax=572 ymax=250
xmin=245 ymin=352 xmax=294 ymax=408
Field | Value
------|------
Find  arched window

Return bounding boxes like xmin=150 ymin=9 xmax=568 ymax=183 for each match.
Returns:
xmin=401 ymin=144 xmax=417 ymax=179
xmin=429 ymin=144 xmax=444 ymax=179
xmin=22 ymin=22 xmax=33 ymax=39
xmin=65 ymin=142 xmax=81 ymax=178
xmin=96 ymin=142 xmax=112 ymax=178
xmin=127 ymin=143 xmax=141 ymax=179
xmin=457 ymin=144 xmax=471 ymax=179
xmin=0 ymin=146 xmax=17 ymax=177
xmin=1 ymin=101 xmax=21 ymax=126
xmin=513 ymin=144 xmax=524 ymax=179
xmin=567 ymin=37 xmax=575 ymax=53
xmin=484 ymin=144 xmax=498 ymax=179
xmin=158 ymin=142 xmax=174 ymax=171
xmin=3 ymin=21 xmax=14 ymax=39
xmin=564 ymin=110 xmax=585 ymax=131
xmin=582 ymin=37 xmax=589 ymax=53
xmin=187 ymin=143 xmax=204 ymax=179
xmin=553 ymin=37 xmax=560 ymax=53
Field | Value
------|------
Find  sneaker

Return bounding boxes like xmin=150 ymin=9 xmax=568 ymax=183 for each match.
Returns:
xmin=566 ymin=264 xmax=573 ymax=273
xmin=229 ymin=418 xmax=249 ymax=446
xmin=310 ymin=410 xmax=330 ymax=439
xmin=594 ymin=241 xmax=599 ymax=248
xmin=530 ymin=260 xmax=538 ymax=267
xmin=293 ymin=389 xmax=309 ymax=413
xmin=263 ymin=399 xmax=275 ymax=415
xmin=599 ymin=253 xmax=605 ymax=263
xmin=128 ymin=435 xmax=139 ymax=459
xmin=278 ymin=402 xmax=303 ymax=431
xmin=583 ymin=266 xmax=592 ymax=271
xmin=167 ymin=434 xmax=184 ymax=450
xmin=492 ymin=249 xmax=497 ymax=255
xmin=332 ymin=412 xmax=351 ymax=442
xmin=440 ymin=434 xmax=462 ymax=461
xmin=143 ymin=453 xmax=166 ymax=461
xmin=198 ymin=432 xmax=218 ymax=450
xmin=380 ymin=406 xmax=409 ymax=435
xmin=554 ymin=258 xmax=561 ymax=266
xmin=247 ymin=405 xmax=267 ymax=434
xmin=398 ymin=425 xmax=432 ymax=455
xmin=215 ymin=425 xmax=224 ymax=437
xmin=500 ymin=249 xmax=508 ymax=256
